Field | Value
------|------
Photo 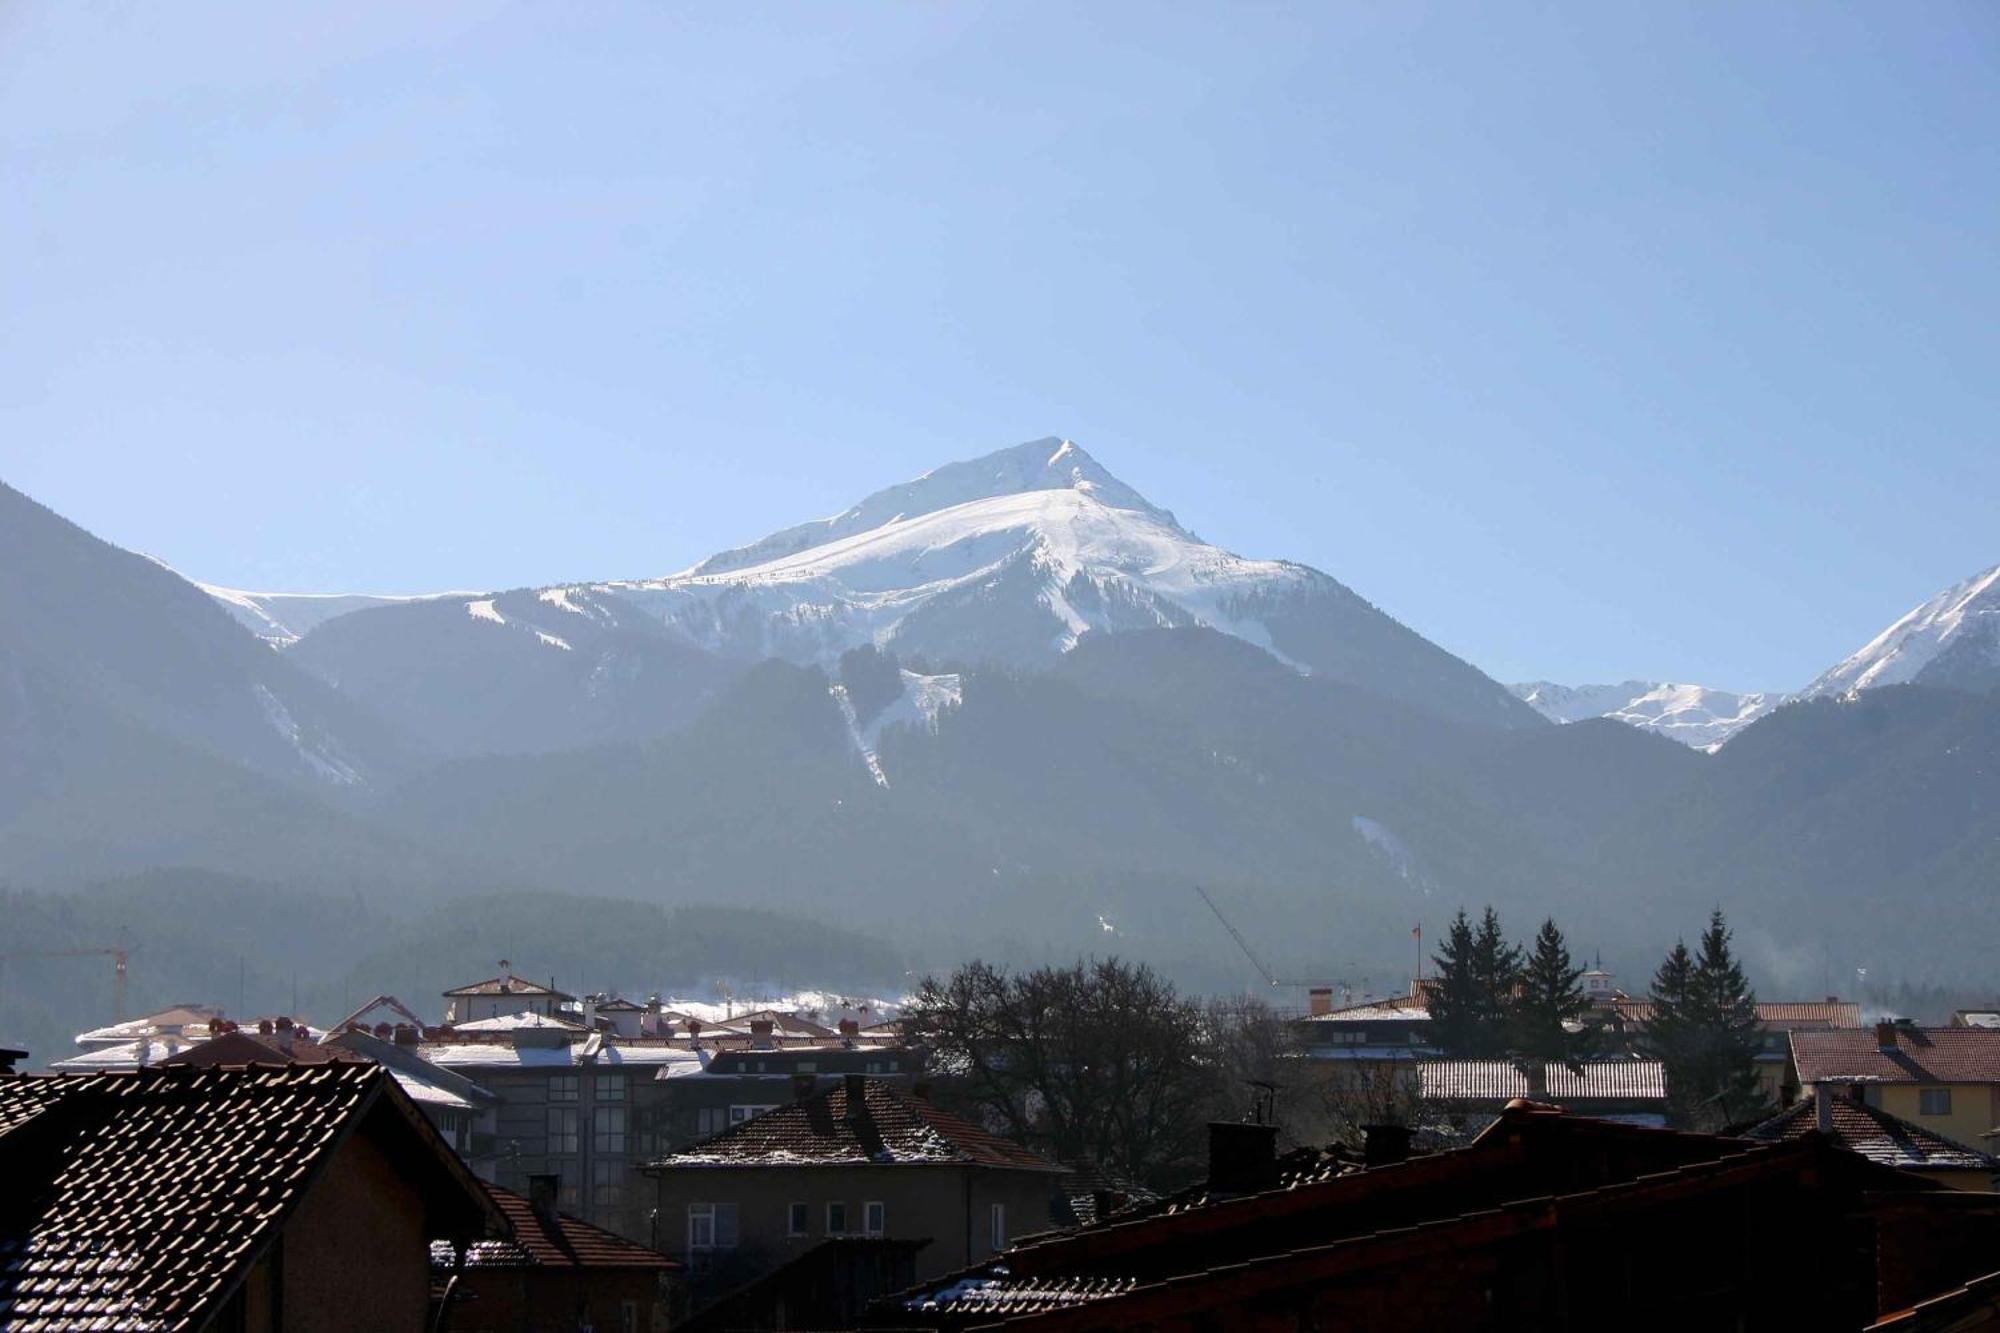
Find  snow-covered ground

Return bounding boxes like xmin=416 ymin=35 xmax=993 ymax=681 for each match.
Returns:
xmin=201 ymin=584 xmax=474 ymax=645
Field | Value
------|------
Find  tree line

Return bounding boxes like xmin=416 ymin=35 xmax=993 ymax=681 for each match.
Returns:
xmin=1428 ymin=905 xmax=1767 ymax=1127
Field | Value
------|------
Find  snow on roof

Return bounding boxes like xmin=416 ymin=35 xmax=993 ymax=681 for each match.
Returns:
xmin=451 ymin=1011 xmax=584 ymax=1033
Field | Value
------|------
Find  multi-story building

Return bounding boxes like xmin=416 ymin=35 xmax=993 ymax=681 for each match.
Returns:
xmin=1790 ymin=1022 xmax=2000 ymax=1154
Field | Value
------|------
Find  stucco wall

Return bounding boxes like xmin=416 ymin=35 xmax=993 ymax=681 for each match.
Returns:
xmin=281 ymin=1130 xmax=432 ymax=1333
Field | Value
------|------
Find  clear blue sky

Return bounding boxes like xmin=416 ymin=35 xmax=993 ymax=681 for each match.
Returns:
xmin=3 ymin=4 xmax=1994 ymax=690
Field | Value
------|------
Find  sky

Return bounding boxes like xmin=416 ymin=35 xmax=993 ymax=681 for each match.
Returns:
xmin=2 ymin=4 xmax=1995 ymax=690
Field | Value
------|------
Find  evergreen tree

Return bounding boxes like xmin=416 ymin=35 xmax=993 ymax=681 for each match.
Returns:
xmin=1648 ymin=911 xmax=1764 ymax=1128
xmin=1426 ymin=909 xmax=1484 ymax=1058
xmin=1467 ymin=907 xmax=1521 ymax=1059
xmin=1510 ymin=918 xmax=1590 ymax=1064
xmin=1687 ymin=908 xmax=1764 ymax=1124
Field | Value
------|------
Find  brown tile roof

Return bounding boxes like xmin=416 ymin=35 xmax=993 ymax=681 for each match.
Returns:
xmin=1793 ymin=1027 xmax=2000 ymax=1085
xmin=158 ymin=1029 xmax=373 ymax=1068
xmin=0 ymin=1064 xmax=498 ymax=1331
xmin=1745 ymin=1094 xmax=1998 ymax=1172
xmin=651 ymin=1078 xmax=1065 ymax=1172
xmin=442 ymin=973 xmax=574 ymax=1000
xmin=1609 ymin=999 xmax=1862 ymax=1029
xmin=1419 ymin=1060 xmax=1667 ymax=1103
xmin=434 ymin=1183 xmax=679 ymax=1271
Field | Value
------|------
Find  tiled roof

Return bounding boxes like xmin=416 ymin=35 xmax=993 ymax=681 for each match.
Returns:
xmin=432 ymin=1183 xmax=678 ymax=1271
xmin=450 ymin=1010 xmax=585 ymax=1032
xmin=905 ymin=1274 xmax=1139 ymax=1316
xmin=1745 ymin=1094 xmax=1998 ymax=1172
xmin=652 ymin=1078 xmax=1064 ymax=1172
xmin=0 ymin=1064 xmax=497 ymax=1331
xmin=1304 ymin=998 xmax=1430 ymax=1023
xmin=1609 ymin=999 xmax=1862 ymax=1029
xmin=1793 ymin=1028 xmax=2000 ymax=1085
xmin=1419 ymin=1060 xmax=1666 ymax=1102
xmin=159 ymin=1029 xmax=372 ymax=1068
xmin=442 ymin=974 xmax=574 ymax=1000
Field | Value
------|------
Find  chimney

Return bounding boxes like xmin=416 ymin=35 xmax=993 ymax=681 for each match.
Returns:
xmin=582 ymin=995 xmax=598 ymax=1031
xmin=257 ymin=1018 xmax=274 ymax=1036
xmin=792 ymin=1072 xmax=817 ymax=1102
xmin=643 ymin=994 xmax=663 ymax=1037
xmin=527 ymin=1174 xmax=559 ymax=1228
xmin=1816 ymin=1091 xmax=1835 ymax=1135
xmin=1308 ymin=987 xmax=1333 ymax=1018
xmin=374 ymin=1022 xmax=393 ymax=1038
xmin=1362 ymin=1123 xmax=1414 ymax=1168
xmin=499 ymin=959 xmax=514 ymax=990
xmin=1877 ymin=1020 xmax=1898 ymax=1051
xmin=394 ymin=1023 xmax=419 ymax=1046
xmin=750 ymin=1018 xmax=775 ymax=1050
xmin=838 ymin=1018 xmax=860 ymax=1044
xmin=1206 ymin=1121 xmax=1279 ymax=1194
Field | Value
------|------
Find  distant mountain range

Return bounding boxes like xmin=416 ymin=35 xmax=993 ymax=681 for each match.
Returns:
xmin=3 ymin=440 xmax=1998 ymax=1000
xmin=1512 ymin=562 xmax=2000 ymax=749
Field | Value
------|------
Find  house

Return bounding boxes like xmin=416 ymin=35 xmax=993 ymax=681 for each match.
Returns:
xmin=1608 ymin=995 xmax=1861 ymax=1102
xmin=322 ymin=1025 xmax=504 ymax=1159
xmin=1790 ymin=1022 xmax=2000 ymax=1151
xmin=443 ymin=960 xmax=576 ymax=1025
xmin=644 ymin=1075 xmax=1066 ymax=1304
xmin=1953 ymin=1010 xmax=2000 ymax=1030
xmin=1297 ymin=983 xmax=1432 ymax=1065
xmin=0 ymin=1062 xmax=503 ymax=1332
xmin=674 ymin=1238 xmax=928 ymax=1333
xmin=1419 ymin=1058 xmax=1669 ymax=1125
xmin=431 ymin=1176 xmax=680 ymax=1333
xmin=1746 ymin=1089 xmax=1999 ymax=1191
xmin=881 ymin=1100 xmax=2000 ymax=1332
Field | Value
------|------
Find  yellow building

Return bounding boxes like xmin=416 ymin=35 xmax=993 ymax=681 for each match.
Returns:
xmin=1790 ymin=1023 xmax=2000 ymax=1159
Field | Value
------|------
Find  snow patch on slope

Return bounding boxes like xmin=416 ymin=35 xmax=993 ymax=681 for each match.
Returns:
xmin=198 ymin=583 xmax=472 ymax=646
xmin=253 ymin=684 xmax=362 ymax=784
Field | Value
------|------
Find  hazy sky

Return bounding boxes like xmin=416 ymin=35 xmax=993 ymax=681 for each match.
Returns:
xmin=3 ymin=4 xmax=1994 ymax=689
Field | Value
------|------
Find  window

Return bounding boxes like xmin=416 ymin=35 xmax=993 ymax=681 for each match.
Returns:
xmin=1921 ymin=1087 xmax=1953 ymax=1116
xmin=729 ymin=1104 xmax=779 ymax=1125
xmin=990 ymin=1203 xmax=1007 ymax=1251
xmin=864 ymin=1201 xmax=886 ymax=1237
xmin=688 ymin=1202 xmax=740 ymax=1251
xmin=597 ymin=1072 xmax=627 ymax=1102
xmin=826 ymin=1201 xmax=849 ymax=1235
xmin=593 ymin=1105 xmax=627 ymax=1154
xmin=549 ymin=1075 xmax=579 ymax=1103
xmin=796 ymin=1060 xmax=817 ymax=1073
xmin=788 ymin=1202 xmax=810 ymax=1237
xmin=591 ymin=1158 xmax=626 ymax=1211
xmin=695 ymin=1107 xmax=727 ymax=1137
xmin=546 ymin=1106 xmax=579 ymax=1154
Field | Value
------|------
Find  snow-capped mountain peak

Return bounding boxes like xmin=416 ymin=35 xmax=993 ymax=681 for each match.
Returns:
xmin=684 ymin=437 xmax=1181 ymax=578
xmin=1510 ymin=679 xmax=1782 ymax=750
xmin=1801 ymin=562 xmax=2000 ymax=699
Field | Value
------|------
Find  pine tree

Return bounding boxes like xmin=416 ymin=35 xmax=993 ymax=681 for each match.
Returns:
xmin=1687 ymin=908 xmax=1764 ymax=1125
xmin=1426 ymin=909 xmax=1484 ymax=1058
xmin=1510 ymin=918 xmax=1589 ymax=1065
xmin=1467 ymin=907 xmax=1521 ymax=1059
xmin=1648 ymin=911 xmax=1764 ymax=1128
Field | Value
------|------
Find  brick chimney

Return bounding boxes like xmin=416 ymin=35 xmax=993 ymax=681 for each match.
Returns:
xmin=393 ymin=1023 xmax=419 ymax=1046
xmin=1362 ymin=1123 xmax=1414 ymax=1168
xmin=1206 ymin=1121 xmax=1278 ymax=1194
xmin=750 ymin=1018 xmax=775 ymax=1050
xmin=1876 ymin=1020 xmax=1898 ymax=1051
xmin=1308 ymin=987 xmax=1334 ymax=1018
xmin=527 ymin=1174 xmax=559 ymax=1228
xmin=838 ymin=1018 xmax=860 ymax=1045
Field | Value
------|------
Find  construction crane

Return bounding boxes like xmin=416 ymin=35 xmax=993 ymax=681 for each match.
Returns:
xmin=0 ymin=947 xmax=132 ymax=1022
xmin=1194 ymin=886 xmax=1349 ymax=999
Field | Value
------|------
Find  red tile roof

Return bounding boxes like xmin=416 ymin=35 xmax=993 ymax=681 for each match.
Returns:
xmin=159 ymin=1029 xmax=373 ymax=1068
xmin=0 ymin=1064 xmax=498 ymax=1331
xmin=435 ymin=1183 xmax=679 ymax=1271
xmin=651 ymin=1078 xmax=1064 ymax=1172
xmin=1610 ymin=999 xmax=1862 ymax=1029
xmin=1746 ymin=1094 xmax=1998 ymax=1172
xmin=1793 ymin=1027 xmax=2000 ymax=1085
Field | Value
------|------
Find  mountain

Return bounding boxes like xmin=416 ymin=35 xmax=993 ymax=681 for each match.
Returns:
xmin=199 ymin=585 xmax=470 ymax=647
xmin=248 ymin=438 xmax=1540 ymax=753
xmin=0 ymin=481 xmax=402 ymax=790
xmin=1510 ymin=680 xmax=1783 ymax=750
xmin=1800 ymin=563 xmax=2000 ymax=700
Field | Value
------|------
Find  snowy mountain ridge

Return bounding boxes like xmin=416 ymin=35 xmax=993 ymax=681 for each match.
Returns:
xmin=1799 ymin=563 xmax=2000 ymax=699
xmin=1509 ymin=680 xmax=1783 ymax=751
